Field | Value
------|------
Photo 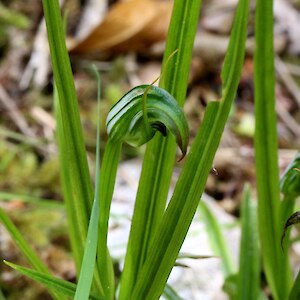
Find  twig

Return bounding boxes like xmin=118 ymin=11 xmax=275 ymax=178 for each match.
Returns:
xmin=276 ymin=100 xmax=300 ymax=138
xmin=284 ymin=63 xmax=300 ymax=77
xmin=275 ymin=56 xmax=300 ymax=107
xmin=0 ymin=84 xmax=36 ymax=138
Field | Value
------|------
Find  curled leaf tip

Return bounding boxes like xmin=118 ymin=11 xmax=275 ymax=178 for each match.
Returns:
xmin=281 ymin=211 xmax=300 ymax=252
xmin=106 ymin=85 xmax=189 ymax=157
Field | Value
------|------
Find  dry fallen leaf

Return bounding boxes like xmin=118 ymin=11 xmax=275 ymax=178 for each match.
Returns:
xmin=69 ymin=0 xmax=173 ymax=55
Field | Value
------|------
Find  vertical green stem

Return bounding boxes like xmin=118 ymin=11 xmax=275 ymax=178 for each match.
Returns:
xmin=97 ymin=139 xmax=122 ymax=299
xmin=237 ymin=185 xmax=260 ymax=300
xmin=254 ymin=0 xmax=292 ymax=298
xmin=43 ymin=0 xmax=93 ymax=275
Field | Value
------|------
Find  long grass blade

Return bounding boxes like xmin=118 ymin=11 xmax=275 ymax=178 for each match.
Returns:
xmin=131 ymin=0 xmax=249 ymax=296
xmin=0 ymin=208 xmax=59 ymax=299
xmin=42 ymin=0 xmax=93 ymax=274
xmin=74 ymin=67 xmax=102 ymax=300
xmin=163 ymin=284 xmax=184 ymax=300
xmin=237 ymin=185 xmax=260 ymax=300
xmin=254 ymin=0 xmax=292 ymax=298
xmin=96 ymin=140 xmax=121 ymax=299
xmin=288 ymin=270 xmax=300 ymax=300
xmin=0 ymin=209 xmax=49 ymax=273
xmin=198 ymin=201 xmax=235 ymax=276
xmin=4 ymin=261 xmax=101 ymax=300
xmin=119 ymin=0 xmax=202 ymax=297
xmin=0 ymin=192 xmax=63 ymax=210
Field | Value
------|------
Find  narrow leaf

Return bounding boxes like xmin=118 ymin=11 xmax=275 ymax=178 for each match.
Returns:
xmin=96 ymin=140 xmax=121 ymax=300
xmin=198 ymin=201 xmax=235 ymax=276
xmin=43 ymin=0 xmax=94 ymax=273
xmin=288 ymin=270 xmax=300 ymax=300
xmin=163 ymin=284 xmax=184 ymax=300
xmin=0 ymin=192 xmax=63 ymax=210
xmin=74 ymin=67 xmax=101 ymax=300
xmin=237 ymin=185 xmax=260 ymax=300
xmin=254 ymin=0 xmax=292 ymax=298
xmin=4 ymin=261 xmax=101 ymax=300
xmin=0 ymin=208 xmax=59 ymax=299
xmin=0 ymin=209 xmax=50 ymax=275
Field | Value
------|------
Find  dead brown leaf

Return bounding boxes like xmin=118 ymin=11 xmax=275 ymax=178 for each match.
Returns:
xmin=69 ymin=0 xmax=173 ymax=55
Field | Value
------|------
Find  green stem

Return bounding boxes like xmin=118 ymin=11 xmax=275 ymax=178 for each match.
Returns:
xmin=254 ymin=0 xmax=292 ymax=298
xmin=97 ymin=139 xmax=122 ymax=299
xmin=0 ymin=209 xmax=60 ymax=300
xmin=43 ymin=0 xmax=93 ymax=274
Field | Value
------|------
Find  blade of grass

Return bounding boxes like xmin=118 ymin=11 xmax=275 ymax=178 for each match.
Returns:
xmin=74 ymin=67 xmax=101 ymax=300
xmin=288 ymin=270 xmax=300 ymax=300
xmin=0 ymin=126 xmax=48 ymax=150
xmin=198 ymin=200 xmax=235 ymax=276
xmin=0 ymin=208 xmax=49 ymax=274
xmin=131 ymin=0 xmax=249 ymax=296
xmin=0 ymin=208 xmax=60 ymax=300
xmin=54 ymin=86 xmax=104 ymax=296
xmin=0 ymin=192 xmax=63 ymax=210
xmin=237 ymin=184 xmax=260 ymax=300
xmin=254 ymin=0 xmax=292 ymax=298
xmin=53 ymin=87 xmax=84 ymax=277
xmin=96 ymin=140 xmax=121 ymax=299
xmin=42 ymin=0 xmax=93 ymax=274
xmin=4 ymin=261 xmax=101 ymax=300
xmin=163 ymin=284 xmax=184 ymax=300
xmin=119 ymin=0 xmax=202 ymax=297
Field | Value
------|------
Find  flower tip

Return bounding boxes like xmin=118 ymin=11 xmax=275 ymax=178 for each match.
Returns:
xmin=177 ymin=149 xmax=187 ymax=162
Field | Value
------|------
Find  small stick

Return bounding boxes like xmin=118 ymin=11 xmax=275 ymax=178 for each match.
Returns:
xmin=0 ymin=84 xmax=36 ymax=138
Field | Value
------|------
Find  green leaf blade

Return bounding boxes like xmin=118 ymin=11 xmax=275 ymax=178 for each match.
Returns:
xmin=74 ymin=68 xmax=103 ymax=300
xmin=254 ymin=0 xmax=293 ymax=298
xmin=0 ymin=209 xmax=48 ymax=274
xmin=237 ymin=185 xmax=260 ymax=300
xmin=288 ymin=270 xmax=300 ymax=300
xmin=4 ymin=261 xmax=101 ymax=300
xmin=43 ymin=0 xmax=94 ymax=275
xmin=198 ymin=201 xmax=235 ymax=276
xmin=0 ymin=209 xmax=60 ymax=300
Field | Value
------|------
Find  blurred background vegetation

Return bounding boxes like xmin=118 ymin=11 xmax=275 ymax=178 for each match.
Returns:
xmin=0 ymin=0 xmax=299 ymax=298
